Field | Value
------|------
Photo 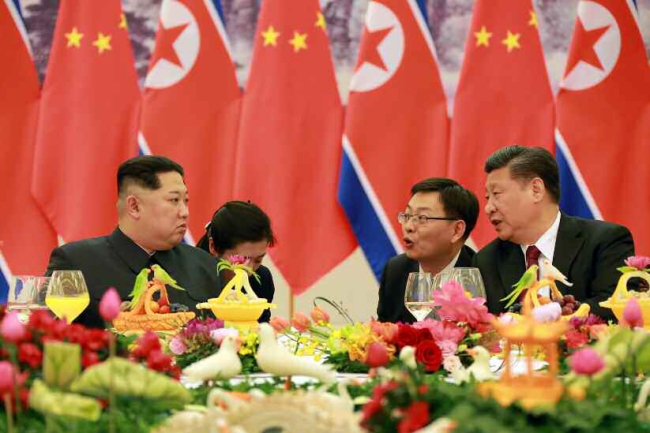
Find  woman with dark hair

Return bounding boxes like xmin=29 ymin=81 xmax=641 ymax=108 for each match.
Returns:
xmin=196 ymin=201 xmax=276 ymax=322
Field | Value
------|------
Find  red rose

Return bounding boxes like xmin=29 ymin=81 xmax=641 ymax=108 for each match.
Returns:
xmin=415 ymin=340 xmax=443 ymax=372
xmin=365 ymin=342 xmax=390 ymax=368
xmin=147 ymin=349 xmax=173 ymax=372
xmin=398 ymin=401 xmax=430 ymax=433
xmin=360 ymin=398 xmax=383 ymax=426
xmin=132 ymin=331 xmax=161 ymax=359
xmin=28 ymin=310 xmax=55 ymax=332
xmin=83 ymin=329 xmax=109 ymax=351
xmin=18 ymin=343 xmax=42 ymax=369
xmin=566 ymin=330 xmax=589 ymax=349
xmin=416 ymin=328 xmax=433 ymax=343
xmin=82 ymin=350 xmax=100 ymax=368
xmin=397 ymin=324 xmax=419 ymax=348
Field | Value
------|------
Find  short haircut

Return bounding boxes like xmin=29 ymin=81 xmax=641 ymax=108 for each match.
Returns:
xmin=196 ymin=201 xmax=276 ymax=254
xmin=117 ymin=155 xmax=184 ymax=197
xmin=410 ymin=178 xmax=479 ymax=240
xmin=484 ymin=145 xmax=560 ymax=203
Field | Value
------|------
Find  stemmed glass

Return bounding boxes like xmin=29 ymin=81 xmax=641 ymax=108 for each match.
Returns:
xmin=46 ymin=270 xmax=90 ymax=323
xmin=404 ymin=272 xmax=433 ymax=321
xmin=446 ymin=267 xmax=487 ymax=299
xmin=7 ymin=276 xmax=51 ymax=323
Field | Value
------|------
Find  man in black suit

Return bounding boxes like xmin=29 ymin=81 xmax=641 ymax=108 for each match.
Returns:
xmin=45 ymin=156 xmax=221 ymax=328
xmin=377 ymin=178 xmax=479 ymax=323
xmin=474 ymin=145 xmax=634 ymax=319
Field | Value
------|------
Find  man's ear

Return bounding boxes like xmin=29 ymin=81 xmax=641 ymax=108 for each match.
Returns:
xmin=125 ymin=195 xmax=141 ymax=219
xmin=530 ymin=178 xmax=545 ymax=202
xmin=208 ymin=237 xmax=217 ymax=256
xmin=451 ymin=219 xmax=466 ymax=244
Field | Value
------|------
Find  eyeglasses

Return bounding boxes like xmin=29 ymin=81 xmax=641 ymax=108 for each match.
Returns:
xmin=397 ymin=212 xmax=458 ymax=225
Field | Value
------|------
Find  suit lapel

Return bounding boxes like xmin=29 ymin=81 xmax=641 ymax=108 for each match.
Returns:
xmin=552 ymin=214 xmax=585 ymax=283
xmin=107 ymin=228 xmax=150 ymax=275
xmin=497 ymin=240 xmax=526 ymax=301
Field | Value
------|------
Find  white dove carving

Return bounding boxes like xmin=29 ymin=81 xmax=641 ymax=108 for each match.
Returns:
xmin=255 ymin=323 xmax=336 ymax=385
xmin=183 ymin=335 xmax=242 ymax=382
xmin=540 ymin=258 xmax=573 ymax=286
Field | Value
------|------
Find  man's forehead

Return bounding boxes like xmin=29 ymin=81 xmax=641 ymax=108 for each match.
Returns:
xmin=407 ymin=192 xmax=441 ymax=210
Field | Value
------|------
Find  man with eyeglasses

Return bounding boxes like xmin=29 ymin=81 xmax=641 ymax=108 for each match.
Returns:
xmin=377 ymin=178 xmax=479 ymax=323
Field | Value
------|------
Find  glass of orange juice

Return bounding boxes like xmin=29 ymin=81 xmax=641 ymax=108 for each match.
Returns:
xmin=46 ymin=271 xmax=90 ymax=323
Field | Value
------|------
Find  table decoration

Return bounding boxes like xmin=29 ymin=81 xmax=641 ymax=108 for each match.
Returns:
xmin=600 ymin=255 xmax=650 ymax=328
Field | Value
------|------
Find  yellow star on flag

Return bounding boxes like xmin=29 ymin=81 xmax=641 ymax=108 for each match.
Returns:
xmin=315 ymin=12 xmax=326 ymax=31
xmin=528 ymin=11 xmax=538 ymax=27
xmin=289 ymin=31 xmax=307 ymax=52
xmin=262 ymin=25 xmax=280 ymax=47
xmin=474 ymin=25 xmax=491 ymax=47
xmin=65 ymin=27 xmax=84 ymax=48
xmin=502 ymin=31 xmax=521 ymax=52
xmin=119 ymin=13 xmax=128 ymax=29
xmin=92 ymin=33 xmax=112 ymax=54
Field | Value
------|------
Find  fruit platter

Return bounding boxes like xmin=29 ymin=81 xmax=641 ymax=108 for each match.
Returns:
xmin=113 ymin=267 xmax=195 ymax=332
xmin=600 ymin=265 xmax=650 ymax=329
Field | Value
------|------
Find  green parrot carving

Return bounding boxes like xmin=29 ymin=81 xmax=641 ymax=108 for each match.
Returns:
xmin=151 ymin=264 xmax=184 ymax=291
xmin=128 ymin=268 xmax=151 ymax=309
xmin=501 ymin=264 xmax=538 ymax=309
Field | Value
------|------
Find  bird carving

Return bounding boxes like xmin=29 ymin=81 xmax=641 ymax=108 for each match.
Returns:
xmin=183 ymin=335 xmax=241 ymax=381
xmin=255 ymin=323 xmax=336 ymax=384
xmin=539 ymin=258 xmax=573 ymax=286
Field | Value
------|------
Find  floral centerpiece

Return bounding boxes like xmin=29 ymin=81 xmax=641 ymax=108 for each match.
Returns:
xmin=169 ymin=317 xmax=261 ymax=374
xmin=600 ymin=255 xmax=650 ymax=328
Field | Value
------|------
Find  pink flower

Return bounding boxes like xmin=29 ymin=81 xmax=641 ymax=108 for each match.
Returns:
xmin=365 ymin=342 xmax=389 ymax=368
xmin=431 ymin=280 xmax=493 ymax=327
xmin=291 ymin=312 xmax=311 ymax=332
xmin=370 ymin=321 xmax=399 ymax=344
xmin=310 ymin=306 xmax=330 ymax=323
xmin=99 ymin=288 xmax=121 ymax=321
xmin=270 ymin=316 xmax=290 ymax=333
xmin=570 ymin=348 xmax=605 ymax=376
xmin=0 ymin=361 xmax=25 ymax=396
xmin=412 ymin=319 xmax=465 ymax=345
xmin=625 ymin=256 xmax=650 ymax=271
xmin=210 ymin=328 xmax=239 ymax=344
xmin=436 ymin=340 xmax=459 ymax=357
xmin=623 ymin=298 xmax=644 ymax=328
xmin=169 ymin=336 xmax=187 ymax=355
xmin=227 ymin=254 xmax=248 ymax=265
xmin=1 ymin=311 xmax=26 ymax=342
xmin=532 ymin=302 xmax=562 ymax=323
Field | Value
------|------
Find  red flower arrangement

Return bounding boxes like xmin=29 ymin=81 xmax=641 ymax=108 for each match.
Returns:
xmin=129 ymin=331 xmax=180 ymax=379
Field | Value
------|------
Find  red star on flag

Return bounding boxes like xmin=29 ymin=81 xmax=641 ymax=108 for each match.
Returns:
xmin=564 ymin=19 xmax=610 ymax=76
xmin=355 ymin=25 xmax=393 ymax=71
xmin=150 ymin=21 xmax=189 ymax=68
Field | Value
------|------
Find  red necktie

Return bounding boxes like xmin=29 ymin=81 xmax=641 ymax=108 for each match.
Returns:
xmin=520 ymin=245 xmax=541 ymax=302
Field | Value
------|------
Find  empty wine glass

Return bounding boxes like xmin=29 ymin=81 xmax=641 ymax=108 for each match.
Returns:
xmin=447 ymin=267 xmax=487 ymax=299
xmin=46 ymin=271 xmax=90 ymax=323
xmin=404 ymin=272 xmax=433 ymax=321
xmin=8 ymin=276 xmax=51 ymax=323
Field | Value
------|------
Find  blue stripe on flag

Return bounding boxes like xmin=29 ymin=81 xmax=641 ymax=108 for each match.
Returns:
xmin=11 ymin=0 xmax=21 ymax=18
xmin=0 ymin=272 xmax=8 ymax=304
xmin=338 ymin=150 xmax=397 ymax=281
xmin=557 ymin=143 xmax=594 ymax=219
xmin=415 ymin=0 xmax=429 ymax=27
xmin=212 ymin=0 xmax=225 ymax=25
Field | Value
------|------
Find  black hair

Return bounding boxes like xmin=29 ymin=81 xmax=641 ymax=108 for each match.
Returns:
xmin=117 ymin=155 xmax=184 ymax=196
xmin=196 ymin=201 xmax=276 ymax=254
xmin=484 ymin=145 xmax=560 ymax=203
xmin=410 ymin=178 xmax=479 ymax=240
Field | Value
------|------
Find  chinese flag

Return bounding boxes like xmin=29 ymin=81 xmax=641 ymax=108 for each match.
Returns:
xmin=556 ymin=0 xmax=650 ymax=252
xmin=235 ymin=0 xmax=356 ymax=294
xmin=0 ymin=0 xmax=57 ymax=300
xmin=449 ymin=0 xmax=554 ymax=248
xmin=32 ymin=0 xmax=141 ymax=242
xmin=339 ymin=0 xmax=449 ymax=278
xmin=140 ymin=0 xmax=241 ymax=243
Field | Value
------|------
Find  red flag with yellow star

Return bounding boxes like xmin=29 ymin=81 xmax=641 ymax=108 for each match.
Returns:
xmin=448 ymin=0 xmax=554 ymax=248
xmin=0 ymin=0 xmax=57 ymax=299
xmin=32 ymin=0 xmax=141 ymax=242
xmin=234 ymin=0 xmax=356 ymax=294
xmin=140 ymin=0 xmax=242 ymax=244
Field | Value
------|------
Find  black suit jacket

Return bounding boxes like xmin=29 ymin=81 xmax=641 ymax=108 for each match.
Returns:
xmin=473 ymin=214 xmax=634 ymax=320
xmin=45 ymin=228 xmax=222 ymax=328
xmin=377 ymin=245 xmax=475 ymax=323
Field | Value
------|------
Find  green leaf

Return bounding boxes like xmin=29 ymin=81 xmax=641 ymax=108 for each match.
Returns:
xmin=43 ymin=341 xmax=81 ymax=390
xmin=29 ymin=379 xmax=102 ymax=421
xmin=617 ymin=266 xmax=639 ymax=274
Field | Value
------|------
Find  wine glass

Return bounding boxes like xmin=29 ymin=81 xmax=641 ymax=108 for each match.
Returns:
xmin=46 ymin=271 xmax=90 ymax=323
xmin=404 ymin=272 xmax=433 ymax=321
xmin=7 ymin=276 xmax=50 ymax=323
xmin=447 ymin=267 xmax=487 ymax=299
